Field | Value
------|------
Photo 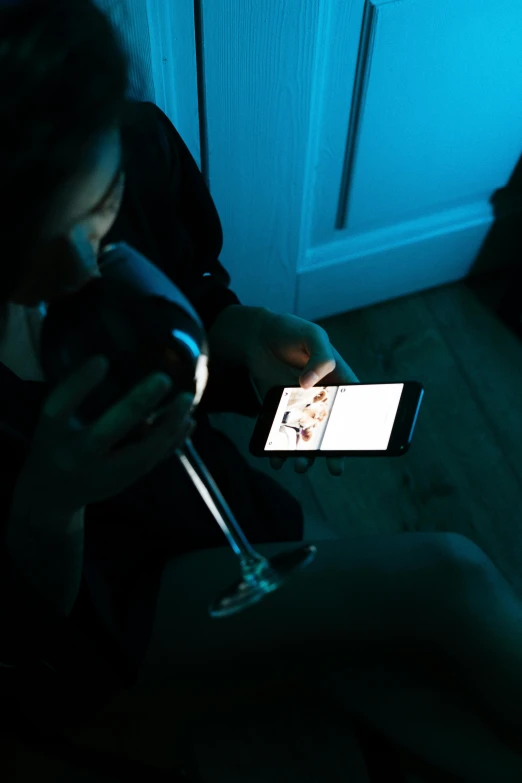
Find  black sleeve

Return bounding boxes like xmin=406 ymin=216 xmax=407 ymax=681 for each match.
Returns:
xmin=0 ymin=425 xmax=66 ymax=729
xmin=0 ymin=426 xmax=123 ymax=736
xmin=145 ymin=102 xmax=262 ymax=419
xmin=0 ymin=425 xmax=64 ymax=662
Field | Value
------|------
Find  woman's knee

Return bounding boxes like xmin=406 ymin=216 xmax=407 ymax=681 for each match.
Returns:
xmin=433 ymin=532 xmax=510 ymax=635
xmin=440 ymin=532 xmax=497 ymax=581
xmin=400 ymin=531 xmax=490 ymax=592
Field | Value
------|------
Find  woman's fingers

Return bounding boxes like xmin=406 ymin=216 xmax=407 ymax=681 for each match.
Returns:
xmin=270 ymin=456 xmax=315 ymax=473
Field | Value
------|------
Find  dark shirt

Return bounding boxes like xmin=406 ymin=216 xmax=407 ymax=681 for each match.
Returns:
xmin=0 ymin=101 xmax=303 ymax=737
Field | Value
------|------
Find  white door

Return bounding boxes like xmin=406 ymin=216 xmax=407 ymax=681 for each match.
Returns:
xmin=103 ymin=0 xmax=522 ymax=322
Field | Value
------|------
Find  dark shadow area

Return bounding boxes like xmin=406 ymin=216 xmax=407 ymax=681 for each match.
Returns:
xmin=467 ymin=153 xmax=522 ymax=341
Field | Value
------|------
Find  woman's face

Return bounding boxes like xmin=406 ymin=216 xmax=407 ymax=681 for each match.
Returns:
xmin=9 ymin=126 xmax=126 ymax=307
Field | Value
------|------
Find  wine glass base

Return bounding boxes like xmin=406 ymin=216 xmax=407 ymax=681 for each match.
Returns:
xmin=209 ymin=544 xmax=317 ymax=618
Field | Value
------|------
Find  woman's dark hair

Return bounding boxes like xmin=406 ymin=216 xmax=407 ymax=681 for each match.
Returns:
xmin=0 ymin=0 xmax=136 ymax=303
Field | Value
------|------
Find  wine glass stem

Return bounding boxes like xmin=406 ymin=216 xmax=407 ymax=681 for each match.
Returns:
xmin=175 ymin=438 xmax=267 ymax=572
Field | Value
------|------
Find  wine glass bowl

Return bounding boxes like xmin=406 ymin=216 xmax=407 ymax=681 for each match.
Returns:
xmin=40 ymin=275 xmax=207 ymax=449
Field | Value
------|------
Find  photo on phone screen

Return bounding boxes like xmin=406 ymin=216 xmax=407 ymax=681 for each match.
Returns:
xmin=264 ymin=384 xmax=406 ymax=452
xmin=249 ymin=381 xmax=424 ymax=458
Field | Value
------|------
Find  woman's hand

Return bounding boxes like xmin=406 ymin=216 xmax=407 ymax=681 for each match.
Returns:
xmin=245 ymin=311 xmax=359 ymax=477
xmin=20 ymin=356 xmax=196 ymax=515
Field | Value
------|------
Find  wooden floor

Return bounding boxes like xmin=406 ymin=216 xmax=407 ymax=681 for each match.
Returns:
xmin=210 ymin=271 xmax=522 ymax=599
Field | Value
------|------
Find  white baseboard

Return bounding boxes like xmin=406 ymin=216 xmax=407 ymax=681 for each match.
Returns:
xmin=297 ymin=203 xmax=520 ymax=322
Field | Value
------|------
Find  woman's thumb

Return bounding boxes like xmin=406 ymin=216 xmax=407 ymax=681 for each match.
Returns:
xmin=179 ymin=391 xmax=196 ymax=416
xmin=169 ymin=392 xmax=197 ymax=449
xmin=173 ymin=391 xmax=196 ymax=437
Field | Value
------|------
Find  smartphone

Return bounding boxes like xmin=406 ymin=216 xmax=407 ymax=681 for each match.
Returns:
xmin=249 ymin=381 xmax=424 ymax=458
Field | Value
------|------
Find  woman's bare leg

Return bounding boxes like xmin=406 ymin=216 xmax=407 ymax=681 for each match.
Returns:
xmin=134 ymin=534 xmax=470 ymax=689
xmin=429 ymin=544 xmax=522 ymax=749
xmin=321 ymin=659 xmax=522 ymax=783
xmin=67 ymin=533 xmax=522 ymax=778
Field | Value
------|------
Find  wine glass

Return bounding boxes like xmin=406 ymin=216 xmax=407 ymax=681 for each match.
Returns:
xmin=40 ymin=241 xmax=318 ymax=619
xmin=175 ymin=436 xmax=317 ymax=618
